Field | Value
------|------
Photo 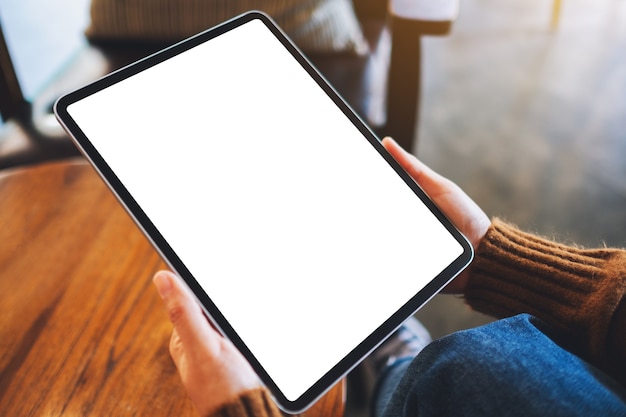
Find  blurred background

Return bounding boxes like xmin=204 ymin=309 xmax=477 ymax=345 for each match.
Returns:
xmin=0 ymin=0 xmax=90 ymax=108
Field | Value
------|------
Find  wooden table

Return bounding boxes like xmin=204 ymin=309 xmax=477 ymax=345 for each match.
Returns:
xmin=0 ymin=159 xmax=344 ymax=416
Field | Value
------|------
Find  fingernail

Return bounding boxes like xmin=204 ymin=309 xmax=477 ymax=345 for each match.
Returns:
xmin=153 ymin=271 xmax=173 ymax=299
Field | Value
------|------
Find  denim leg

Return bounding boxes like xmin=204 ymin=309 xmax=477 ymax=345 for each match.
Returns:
xmin=372 ymin=358 xmax=413 ymax=417
xmin=377 ymin=314 xmax=626 ymax=417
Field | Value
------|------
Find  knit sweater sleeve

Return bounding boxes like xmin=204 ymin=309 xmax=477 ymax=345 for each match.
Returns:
xmin=205 ymin=388 xmax=282 ymax=417
xmin=465 ymin=218 xmax=626 ymax=384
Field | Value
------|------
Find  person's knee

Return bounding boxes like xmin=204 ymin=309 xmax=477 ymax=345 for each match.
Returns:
xmin=413 ymin=315 xmax=541 ymax=391
xmin=413 ymin=328 xmax=499 ymax=390
xmin=385 ymin=316 xmax=626 ymax=417
xmin=399 ymin=322 xmax=536 ymax=415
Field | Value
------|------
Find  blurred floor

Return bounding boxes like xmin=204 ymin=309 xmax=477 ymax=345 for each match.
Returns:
xmin=418 ymin=0 xmax=626 ymax=250
xmin=413 ymin=0 xmax=625 ymax=336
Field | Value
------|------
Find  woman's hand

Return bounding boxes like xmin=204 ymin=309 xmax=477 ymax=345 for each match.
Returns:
xmin=382 ymin=137 xmax=491 ymax=293
xmin=153 ymin=270 xmax=262 ymax=416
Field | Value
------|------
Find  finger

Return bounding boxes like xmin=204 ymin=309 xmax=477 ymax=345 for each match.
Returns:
xmin=382 ymin=137 xmax=490 ymax=246
xmin=381 ymin=137 xmax=451 ymax=198
xmin=153 ymin=271 xmax=220 ymax=352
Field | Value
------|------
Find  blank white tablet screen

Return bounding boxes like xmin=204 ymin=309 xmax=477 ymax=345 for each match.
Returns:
xmin=67 ymin=19 xmax=463 ymax=401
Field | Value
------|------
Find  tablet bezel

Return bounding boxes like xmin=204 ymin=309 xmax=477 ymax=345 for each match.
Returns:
xmin=55 ymin=11 xmax=473 ymax=413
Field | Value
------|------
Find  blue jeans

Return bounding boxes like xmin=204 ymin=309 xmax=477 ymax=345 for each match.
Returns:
xmin=373 ymin=314 xmax=626 ymax=417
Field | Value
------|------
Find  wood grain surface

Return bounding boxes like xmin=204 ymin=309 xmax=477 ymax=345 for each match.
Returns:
xmin=0 ymin=160 xmax=344 ymax=417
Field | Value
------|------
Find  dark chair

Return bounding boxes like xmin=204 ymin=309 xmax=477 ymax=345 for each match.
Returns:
xmin=1 ymin=0 xmax=458 ymax=170
xmin=0 ymin=22 xmax=81 ymax=169
xmin=321 ymin=0 xmax=458 ymax=151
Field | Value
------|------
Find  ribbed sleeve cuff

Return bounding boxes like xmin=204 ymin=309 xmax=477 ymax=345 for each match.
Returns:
xmin=207 ymin=388 xmax=282 ymax=417
xmin=465 ymin=218 xmax=626 ymax=368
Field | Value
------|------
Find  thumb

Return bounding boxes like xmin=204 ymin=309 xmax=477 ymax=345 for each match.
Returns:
xmin=382 ymin=136 xmax=452 ymax=199
xmin=153 ymin=271 xmax=219 ymax=352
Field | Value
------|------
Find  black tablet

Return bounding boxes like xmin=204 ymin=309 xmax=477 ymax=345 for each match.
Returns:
xmin=55 ymin=11 xmax=472 ymax=413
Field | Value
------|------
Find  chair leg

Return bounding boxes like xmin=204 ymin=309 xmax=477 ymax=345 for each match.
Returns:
xmin=385 ymin=20 xmax=422 ymax=154
xmin=0 ymin=21 xmax=29 ymax=122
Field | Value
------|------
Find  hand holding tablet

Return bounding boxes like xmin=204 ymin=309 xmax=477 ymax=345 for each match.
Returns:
xmin=55 ymin=12 xmax=473 ymax=413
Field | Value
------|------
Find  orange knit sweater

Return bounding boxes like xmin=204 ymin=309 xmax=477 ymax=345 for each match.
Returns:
xmin=209 ymin=219 xmax=626 ymax=417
